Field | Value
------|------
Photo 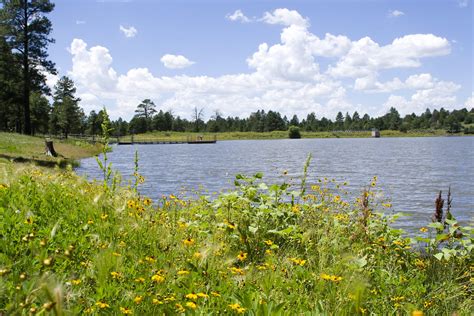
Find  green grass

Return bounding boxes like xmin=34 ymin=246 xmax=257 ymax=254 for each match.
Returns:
xmin=0 ymin=162 xmax=472 ymax=315
xmin=0 ymin=132 xmax=102 ymax=167
xmin=121 ymin=129 xmax=458 ymax=142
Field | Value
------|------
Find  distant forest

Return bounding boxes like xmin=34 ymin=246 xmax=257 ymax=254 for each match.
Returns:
xmin=1 ymin=1 xmax=473 ymax=137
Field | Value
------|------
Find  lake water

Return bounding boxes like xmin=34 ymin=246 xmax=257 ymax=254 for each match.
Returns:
xmin=77 ymin=136 xmax=474 ymax=231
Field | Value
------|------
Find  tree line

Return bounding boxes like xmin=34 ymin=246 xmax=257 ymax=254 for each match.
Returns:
xmin=124 ymin=101 xmax=474 ymax=135
xmin=1 ymin=1 xmax=473 ymax=137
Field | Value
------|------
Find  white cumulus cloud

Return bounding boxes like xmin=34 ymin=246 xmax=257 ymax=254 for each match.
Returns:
xmin=328 ymin=34 xmax=451 ymax=78
xmin=389 ymin=10 xmax=405 ymax=17
xmin=261 ymin=8 xmax=309 ymax=27
xmin=160 ymin=54 xmax=195 ymax=69
xmin=119 ymin=25 xmax=137 ymax=38
xmin=226 ymin=9 xmax=250 ymax=23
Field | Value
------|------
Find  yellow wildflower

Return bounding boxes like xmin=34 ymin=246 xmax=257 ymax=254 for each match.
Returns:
xmin=151 ymin=274 xmax=165 ymax=283
xmin=193 ymin=252 xmax=202 ymax=259
xmin=152 ymin=298 xmax=163 ymax=305
xmin=95 ymin=301 xmax=110 ymax=309
xmin=229 ymin=267 xmax=244 ymax=275
xmin=320 ymin=273 xmax=342 ymax=282
xmin=134 ymin=277 xmax=145 ymax=283
xmin=177 ymin=270 xmax=190 ymax=275
xmin=143 ymin=198 xmax=152 ymax=206
xmin=237 ymin=252 xmax=247 ymax=261
xmin=71 ymin=279 xmax=81 ymax=285
xmin=100 ymin=214 xmax=108 ymax=220
xmin=290 ymin=257 xmax=306 ymax=266
xmin=211 ymin=291 xmax=221 ymax=297
xmin=264 ymin=240 xmax=273 ymax=246
xmin=120 ymin=307 xmax=133 ymax=314
xmin=197 ymin=292 xmax=209 ymax=298
xmin=224 ymin=219 xmax=236 ymax=229
xmin=112 ymin=252 xmax=121 ymax=257
xmin=110 ymin=271 xmax=121 ymax=279
xmin=186 ymin=301 xmax=197 ymax=309
xmin=133 ymin=296 xmax=143 ymax=304
xmin=185 ymin=293 xmax=198 ymax=300
xmin=145 ymin=256 xmax=156 ymax=263
xmin=419 ymin=227 xmax=428 ymax=233
xmin=412 ymin=311 xmax=423 ymax=316
xmin=183 ymin=238 xmax=195 ymax=246
xmin=229 ymin=303 xmax=246 ymax=314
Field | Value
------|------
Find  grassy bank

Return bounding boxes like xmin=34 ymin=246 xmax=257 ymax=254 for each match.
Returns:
xmin=0 ymin=160 xmax=472 ymax=315
xmin=0 ymin=133 xmax=102 ymax=167
xmin=121 ymin=129 xmax=457 ymax=142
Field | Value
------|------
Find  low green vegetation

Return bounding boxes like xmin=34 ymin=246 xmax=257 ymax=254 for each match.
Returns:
xmin=0 ymin=132 xmax=102 ymax=167
xmin=118 ymin=128 xmax=454 ymax=142
xmin=0 ymin=158 xmax=472 ymax=315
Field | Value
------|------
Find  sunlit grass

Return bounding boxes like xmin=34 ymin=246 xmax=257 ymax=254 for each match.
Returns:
xmin=0 ymin=132 xmax=102 ymax=166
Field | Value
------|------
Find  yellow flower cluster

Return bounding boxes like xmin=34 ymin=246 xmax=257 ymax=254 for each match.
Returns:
xmin=228 ymin=303 xmax=246 ymax=314
xmin=290 ymin=257 xmax=306 ymax=266
xmin=320 ymin=273 xmax=343 ymax=282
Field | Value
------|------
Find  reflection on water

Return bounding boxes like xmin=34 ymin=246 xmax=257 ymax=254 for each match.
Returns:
xmin=77 ymin=136 xmax=474 ymax=231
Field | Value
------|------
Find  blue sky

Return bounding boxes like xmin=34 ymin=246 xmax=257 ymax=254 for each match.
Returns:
xmin=46 ymin=0 xmax=473 ymax=120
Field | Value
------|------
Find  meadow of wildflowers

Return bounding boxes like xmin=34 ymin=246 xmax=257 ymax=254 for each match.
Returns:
xmin=0 ymin=163 xmax=472 ymax=315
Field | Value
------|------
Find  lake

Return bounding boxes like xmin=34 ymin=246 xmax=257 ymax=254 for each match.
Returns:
xmin=77 ymin=136 xmax=474 ymax=231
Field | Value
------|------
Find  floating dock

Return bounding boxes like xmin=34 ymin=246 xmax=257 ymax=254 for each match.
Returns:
xmin=114 ymin=135 xmax=217 ymax=145
xmin=117 ymin=140 xmax=216 ymax=145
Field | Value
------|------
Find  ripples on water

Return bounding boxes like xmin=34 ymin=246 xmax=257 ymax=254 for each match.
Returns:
xmin=77 ymin=136 xmax=474 ymax=232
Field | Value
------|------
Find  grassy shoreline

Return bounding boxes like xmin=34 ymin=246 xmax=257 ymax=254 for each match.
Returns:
xmin=119 ymin=129 xmax=468 ymax=142
xmin=0 ymin=132 xmax=102 ymax=168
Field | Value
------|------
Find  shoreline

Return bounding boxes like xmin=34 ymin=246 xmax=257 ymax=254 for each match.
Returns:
xmin=121 ymin=129 xmax=472 ymax=142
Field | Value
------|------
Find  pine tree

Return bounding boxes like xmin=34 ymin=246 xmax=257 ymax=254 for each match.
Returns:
xmin=50 ymin=76 xmax=82 ymax=138
xmin=1 ymin=0 xmax=56 ymax=135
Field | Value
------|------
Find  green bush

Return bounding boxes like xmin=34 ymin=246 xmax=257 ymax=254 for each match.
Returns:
xmin=288 ymin=125 xmax=301 ymax=139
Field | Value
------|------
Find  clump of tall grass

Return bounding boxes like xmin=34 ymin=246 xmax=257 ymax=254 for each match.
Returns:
xmin=0 ymin=160 xmax=472 ymax=315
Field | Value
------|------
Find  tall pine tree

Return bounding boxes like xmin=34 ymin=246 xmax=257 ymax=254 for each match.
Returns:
xmin=50 ymin=76 xmax=82 ymax=138
xmin=0 ymin=0 xmax=56 ymax=135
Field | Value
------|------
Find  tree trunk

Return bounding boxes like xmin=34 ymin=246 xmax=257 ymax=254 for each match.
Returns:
xmin=45 ymin=140 xmax=57 ymax=157
xmin=22 ymin=1 xmax=31 ymax=135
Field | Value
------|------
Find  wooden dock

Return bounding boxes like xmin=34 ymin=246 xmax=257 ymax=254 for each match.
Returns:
xmin=117 ymin=140 xmax=216 ymax=145
xmin=115 ymin=135 xmax=217 ymax=145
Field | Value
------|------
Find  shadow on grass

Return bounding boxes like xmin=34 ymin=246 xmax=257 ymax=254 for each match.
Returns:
xmin=0 ymin=154 xmax=80 ymax=168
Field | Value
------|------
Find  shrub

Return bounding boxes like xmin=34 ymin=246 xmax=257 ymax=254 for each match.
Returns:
xmin=288 ymin=125 xmax=301 ymax=139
